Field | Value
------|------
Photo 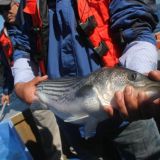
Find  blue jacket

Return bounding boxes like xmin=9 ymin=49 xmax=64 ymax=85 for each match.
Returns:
xmin=47 ymin=0 xmax=158 ymax=79
xmin=47 ymin=0 xmax=102 ymax=78
xmin=109 ymin=0 xmax=158 ymax=46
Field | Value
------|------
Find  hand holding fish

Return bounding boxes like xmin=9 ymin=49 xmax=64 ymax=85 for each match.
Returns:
xmin=15 ymin=75 xmax=48 ymax=104
xmin=110 ymin=70 xmax=160 ymax=121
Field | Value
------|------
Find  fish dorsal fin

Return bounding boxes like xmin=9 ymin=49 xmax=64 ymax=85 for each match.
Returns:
xmin=64 ymin=115 xmax=89 ymax=123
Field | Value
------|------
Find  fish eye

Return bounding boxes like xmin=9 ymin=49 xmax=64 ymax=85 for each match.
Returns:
xmin=128 ymin=72 xmax=137 ymax=81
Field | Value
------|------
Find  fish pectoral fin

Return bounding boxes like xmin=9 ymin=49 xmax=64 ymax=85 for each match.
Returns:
xmin=75 ymin=85 xmax=94 ymax=98
xmin=64 ymin=115 xmax=89 ymax=123
xmin=84 ymin=117 xmax=98 ymax=139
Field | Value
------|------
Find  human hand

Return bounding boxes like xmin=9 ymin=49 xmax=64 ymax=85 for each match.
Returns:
xmin=105 ymin=70 xmax=160 ymax=121
xmin=103 ymin=86 xmax=145 ymax=121
xmin=148 ymin=70 xmax=160 ymax=81
xmin=114 ymin=86 xmax=149 ymax=121
xmin=15 ymin=75 xmax=48 ymax=104
xmin=1 ymin=94 xmax=10 ymax=105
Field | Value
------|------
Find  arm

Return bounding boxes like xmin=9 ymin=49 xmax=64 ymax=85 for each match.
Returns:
xmin=11 ymin=56 xmax=48 ymax=104
xmin=110 ymin=0 xmax=158 ymax=47
xmin=6 ymin=25 xmax=48 ymax=104
xmin=3 ymin=10 xmax=48 ymax=104
xmin=110 ymin=0 xmax=158 ymax=74
xmin=104 ymin=1 xmax=160 ymax=119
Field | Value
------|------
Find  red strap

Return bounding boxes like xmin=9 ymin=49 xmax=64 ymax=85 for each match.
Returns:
xmin=23 ymin=0 xmax=37 ymax=14
xmin=39 ymin=59 xmax=46 ymax=76
xmin=0 ymin=29 xmax=13 ymax=59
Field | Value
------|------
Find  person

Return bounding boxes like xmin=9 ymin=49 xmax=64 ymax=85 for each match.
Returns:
xmin=8 ymin=0 xmax=160 ymax=159
xmin=0 ymin=1 xmax=63 ymax=160
xmin=111 ymin=0 xmax=160 ymax=123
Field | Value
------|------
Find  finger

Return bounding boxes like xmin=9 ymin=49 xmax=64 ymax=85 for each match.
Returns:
xmin=137 ymin=91 xmax=148 ymax=105
xmin=153 ymin=98 xmax=160 ymax=105
xmin=1 ymin=97 xmax=9 ymax=105
xmin=104 ymin=105 xmax=114 ymax=117
xmin=5 ymin=97 xmax=10 ymax=104
xmin=124 ymin=86 xmax=138 ymax=109
xmin=31 ymin=75 xmax=48 ymax=85
xmin=32 ymin=75 xmax=48 ymax=84
xmin=148 ymin=70 xmax=160 ymax=81
xmin=115 ymin=91 xmax=128 ymax=118
xmin=137 ymin=91 xmax=149 ymax=118
xmin=39 ymin=75 xmax=48 ymax=81
xmin=153 ymin=98 xmax=160 ymax=118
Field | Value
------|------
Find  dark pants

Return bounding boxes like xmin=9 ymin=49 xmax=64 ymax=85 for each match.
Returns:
xmin=114 ymin=119 xmax=160 ymax=160
xmin=58 ymin=118 xmax=160 ymax=160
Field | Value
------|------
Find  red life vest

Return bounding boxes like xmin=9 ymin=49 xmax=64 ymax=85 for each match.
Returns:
xmin=0 ymin=28 xmax=13 ymax=65
xmin=77 ymin=0 xmax=120 ymax=67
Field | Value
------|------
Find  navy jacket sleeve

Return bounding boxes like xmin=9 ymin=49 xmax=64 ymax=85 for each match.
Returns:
xmin=109 ymin=0 xmax=158 ymax=47
xmin=0 ymin=49 xmax=14 ymax=95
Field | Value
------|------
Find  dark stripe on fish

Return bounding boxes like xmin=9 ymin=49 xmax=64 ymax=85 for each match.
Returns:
xmin=37 ymin=77 xmax=87 ymax=101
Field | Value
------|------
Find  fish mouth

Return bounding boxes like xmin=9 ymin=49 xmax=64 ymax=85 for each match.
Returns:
xmin=133 ymin=80 xmax=160 ymax=90
xmin=130 ymin=80 xmax=160 ymax=100
xmin=138 ymin=82 xmax=160 ymax=100
xmin=144 ymin=81 xmax=160 ymax=91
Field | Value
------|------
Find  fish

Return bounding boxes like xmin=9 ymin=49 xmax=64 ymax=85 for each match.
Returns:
xmin=33 ymin=67 xmax=160 ymax=139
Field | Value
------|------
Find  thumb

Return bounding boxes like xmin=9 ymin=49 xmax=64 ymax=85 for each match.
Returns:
xmin=31 ymin=75 xmax=48 ymax=85
xmin=148 ymin=70 xmax=160 ymax=81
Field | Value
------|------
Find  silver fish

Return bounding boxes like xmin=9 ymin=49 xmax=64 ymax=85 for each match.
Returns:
xmin=34 ymin=67 xmax=160 ymax=139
